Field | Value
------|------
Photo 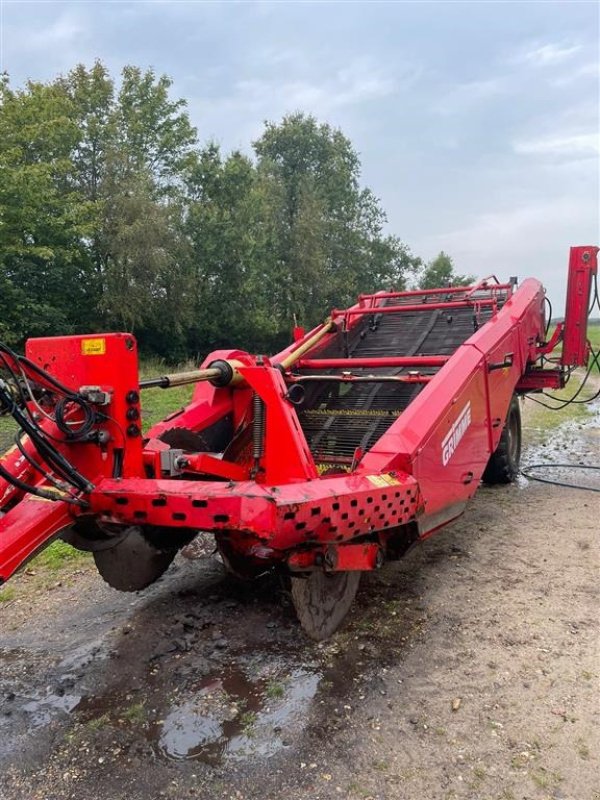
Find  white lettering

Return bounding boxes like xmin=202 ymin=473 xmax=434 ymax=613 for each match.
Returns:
xmin=441 ymin=402 xmax=472 ymax=466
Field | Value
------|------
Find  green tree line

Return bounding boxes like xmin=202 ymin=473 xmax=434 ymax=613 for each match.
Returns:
xmin=0 ymin=62 xmax=470 ymax=360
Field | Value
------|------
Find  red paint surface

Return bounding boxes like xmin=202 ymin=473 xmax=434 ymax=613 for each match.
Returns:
xmin=1 ymin=246 xmax=597 ymax=583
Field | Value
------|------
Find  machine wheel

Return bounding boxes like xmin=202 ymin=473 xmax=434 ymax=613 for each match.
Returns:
xmin=216 ymin=537 xmax=266 ymax=580
xmin=290 ymin=570 xmax=361 ymax=641
xmin=483 ymin=396 xmax=522 ymax=484
xmin=93 ymin=526 xmax=177 ymax=591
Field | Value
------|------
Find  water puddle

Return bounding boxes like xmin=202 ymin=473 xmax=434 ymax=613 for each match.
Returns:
xmin=157 ymin=665 xmax=320 ymax=763
xmin=0 ymin=638 xmax=109 ymax=758
xmin=521 ymin=401 xmax=600 ymax=491
xmin=0 ymin=683 xmax=81 ymax=760
xmin=20 ymin=690 xmax=82 ymax=727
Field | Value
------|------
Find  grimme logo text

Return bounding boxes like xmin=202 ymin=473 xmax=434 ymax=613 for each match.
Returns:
xmin=442 ymin=402 xmax=472 ymax=466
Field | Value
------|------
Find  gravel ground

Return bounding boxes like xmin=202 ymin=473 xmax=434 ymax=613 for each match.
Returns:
xmin=0 ymin=406 xmax=598 ymax=800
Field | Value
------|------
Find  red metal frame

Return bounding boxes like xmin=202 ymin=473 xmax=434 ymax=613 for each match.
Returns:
xmin=332 ymin=298 xmax=499 ymax=317
xmin=0 ymin=245 xmax=597 ymax=585
xmin=561 ymin=245 xmax=598 ymax=367
xmin=297 ymin=356 xmax=448 ymax=370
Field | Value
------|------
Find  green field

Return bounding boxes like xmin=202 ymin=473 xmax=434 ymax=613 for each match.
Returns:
xmin=586 ymin=321 xmax=600 ymax=357
xmin=138 ymin=357 xmax=196 ymax=431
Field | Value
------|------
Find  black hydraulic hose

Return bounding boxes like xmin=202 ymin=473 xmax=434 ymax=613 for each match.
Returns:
xmin=14 ymin=429 xmax=74 ymax=495
xmin=0 ymin=352 xmax=31 ymax=410
xmin=528 ymin=347 xmax=600 ymax=410
xmin=54 ymin=396 xmax=97 ymax=440
xmin=0 ymin=383 xmax=93 ymax=493
xmin=15 ymin=354 xmax=78 ymax=398
xmin=521 ymin=464 xmax=600 ymax=493
xmin=588 ymin=273 xmax=599 ymax=314
xmin=0 ymin=459 xmax=87 ymax=506
xmin=544 ymin=294 xmax=553 ymax=337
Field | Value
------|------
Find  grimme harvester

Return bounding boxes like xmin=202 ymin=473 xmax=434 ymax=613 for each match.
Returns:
xmin=0 ymin=246 xmax=598 ymax=638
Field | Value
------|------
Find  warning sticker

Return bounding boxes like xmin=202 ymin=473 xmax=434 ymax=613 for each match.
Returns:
xmin=81 ymin=338 xmax=106 ymax=356
xmin=366 ymin=473 xmax=400 ymax=488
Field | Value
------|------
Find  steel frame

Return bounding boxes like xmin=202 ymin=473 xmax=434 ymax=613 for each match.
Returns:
xmin=1 ymin=246 xmax=598 ymax=583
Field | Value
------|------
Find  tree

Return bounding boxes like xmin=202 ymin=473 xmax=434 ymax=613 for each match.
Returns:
xmin=0 ymin=67 xmax=433 ymax=361
xmin=184 ymin=144 xmax=283 ymax=353
xmin=253 ymin=113 xmax=420 ymax=330
xmin=0 ymin=76 xmax=97 ymax=337
xmin=418 ymin=252 xmax=474 ymax=289
xmin=58 ymin=63 xmax=198 ymax=343
xmin=0 ymin=64 xmax=199 ymax=352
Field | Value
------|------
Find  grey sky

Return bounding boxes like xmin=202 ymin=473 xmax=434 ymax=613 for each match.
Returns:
xmin=2 ymin=0 xmax=598 ymax=312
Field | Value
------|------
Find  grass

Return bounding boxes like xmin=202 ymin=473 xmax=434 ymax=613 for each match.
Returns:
xmin=586 ymin=321 xmax=600 ymax=353
xmin=530 ymin=768 xmax=562 ymax=790
xmin=239 ymin=710 xmax=257 ymax=735
xmin=0 ymin=416 xmax=17 ymax=454
xmin=0 ymin=541 xmax=90 ymax=604
xmin=0 ymin=585 xmax=17 ymax=602
xmin=138 ymin=356 xmax=197 ymax=432
xmin=86 ymin=713 xmax=111 ymax=730
xmin=522 ymin=321 xmax=600 ymax=429
xmin=30 ymin=539 xmax=90 ymax=572
xmin=523 ymin=369 xmax=597 ymax=430
xmin=265 ymin=680 xmax=285 ymax=700
xmin=122 ymin=701 xmax=146 ymax=724
xmin=576 ymin=737 xmax=590 ymax=760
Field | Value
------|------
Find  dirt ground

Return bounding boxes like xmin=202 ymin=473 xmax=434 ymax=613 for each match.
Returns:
xmin=0 ymin=404 xmax=598 ymax=800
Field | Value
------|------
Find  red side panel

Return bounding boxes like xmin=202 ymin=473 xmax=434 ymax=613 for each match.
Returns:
xmin=357 ymin=278 xmax=547 ymax=533
xmin=0 ymin=497 xmax=74 ymax=582
xmin=25 ymin=333 xmax=143 ymax=479
xmin=561 ymin=245 xmax=599 ymax=368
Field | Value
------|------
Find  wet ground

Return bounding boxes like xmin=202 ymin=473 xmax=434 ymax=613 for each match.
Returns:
xmin=521 ymin=403 xmax=600 ymax=492
xmin=0 ymin=402 xmax=599 ymax=799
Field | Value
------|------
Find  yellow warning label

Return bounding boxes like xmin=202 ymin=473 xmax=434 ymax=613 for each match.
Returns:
xmin=81 ymin=338 xmax=106 ymax=356
xmin=367 ymin=473 xmax=400 ymax=488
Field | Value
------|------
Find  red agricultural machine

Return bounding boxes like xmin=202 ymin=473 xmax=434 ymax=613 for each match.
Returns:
xmin=1 ymin=245 xmax=598 ymax=638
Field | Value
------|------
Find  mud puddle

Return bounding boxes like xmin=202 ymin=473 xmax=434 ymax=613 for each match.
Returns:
xmin=0 ymin=555 xmax=427 ymax=783
xmin=156 ymin=664 xmax=320 ymax=763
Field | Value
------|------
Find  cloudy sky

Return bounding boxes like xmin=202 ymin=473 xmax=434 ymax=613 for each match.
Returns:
xmin=1 ymin=1 xmax=598 ymax=311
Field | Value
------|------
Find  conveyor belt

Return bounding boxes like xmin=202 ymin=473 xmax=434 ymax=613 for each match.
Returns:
xmin=298 ymin=293 xmax=507 ymax=463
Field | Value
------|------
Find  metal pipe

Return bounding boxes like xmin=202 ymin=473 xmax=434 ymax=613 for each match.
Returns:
xmin=332 ymin=299 xmax=498 ymax=317
xmin=140 ymin=368 xmax=222 ymax=390
xmin=277 ymin=318 xmax=335 ymax=370
xmin=358 ymin=280 xmax=510 ymax=303
xmin=298 ymin=356 xmax=448 ymax=370
xmin=139 ymin=359 xmax=245 ymax=390
xmin=288 ymin=374 xmax=433 ymax=384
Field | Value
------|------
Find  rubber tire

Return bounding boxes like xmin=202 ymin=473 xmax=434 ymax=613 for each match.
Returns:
xmin=290 ymin=570 xmax=361 ymax=641
xmin=482 ymin=396 xmax=522 ymax=485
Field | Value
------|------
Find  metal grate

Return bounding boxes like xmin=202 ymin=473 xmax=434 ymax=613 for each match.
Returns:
xmin=298 ymin=295 xmax=506 ymax=462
